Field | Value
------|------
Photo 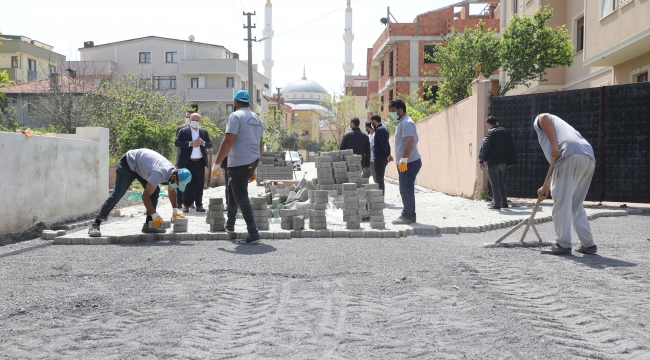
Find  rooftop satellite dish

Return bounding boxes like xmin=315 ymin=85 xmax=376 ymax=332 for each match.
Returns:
xmin=189 ymin=35 xmax=195 ymax=42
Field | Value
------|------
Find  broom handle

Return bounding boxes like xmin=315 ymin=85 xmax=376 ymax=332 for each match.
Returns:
xmin=520 ymin=157 xmax=556 ymax=242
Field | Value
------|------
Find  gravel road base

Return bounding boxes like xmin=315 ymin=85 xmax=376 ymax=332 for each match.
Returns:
xmin=1 ymin=214 xmax=649 ymax=359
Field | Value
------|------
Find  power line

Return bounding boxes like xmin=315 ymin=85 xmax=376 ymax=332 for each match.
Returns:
xmin=274 ymin=0 xmax=360 ymax=39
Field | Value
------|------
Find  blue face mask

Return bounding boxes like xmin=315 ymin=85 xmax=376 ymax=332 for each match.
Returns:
xmin=169 ymin=182 xmax=178 ymax=189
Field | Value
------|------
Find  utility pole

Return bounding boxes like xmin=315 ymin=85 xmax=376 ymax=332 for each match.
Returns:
xmin=243 ymin=11 xmax=257 ymax=111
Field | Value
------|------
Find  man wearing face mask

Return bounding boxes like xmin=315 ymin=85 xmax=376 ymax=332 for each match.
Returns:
xmin=88 ymin=149 xmax=191 ymax=237
xmin=175 ymin=110 xmax=193 ymax=210
xmin=388 ymin=99 xmax=422 ymax=224
xmin=371 ymin=114 xmax=391 ymax=195
xmin=212 ymin=90 xmax=265 ymax=245
xmin=175 ymin=113 xmax=212 ymax=213
xmin=365 ymin=121 xmax=375 ymax=181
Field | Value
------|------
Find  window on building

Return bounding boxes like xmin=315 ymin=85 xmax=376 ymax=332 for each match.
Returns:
xmin=601 ymin=0 xmax=616 ymax=17
xmin=389 ymin=89 xmax=394 ymax=101
xmin=225 ymin=53 xmax=231 ymax=59
xmin=153 ymin=76 xmax=176 ymax=89
xmin=27 ymin=102 xmax=38 ymax=115
xmin=165 ymin=52 xmax=178 ymax=63
xmin=191 ymin=104 xmax=199 ymax=112
xmin=28 ymin=59 xmax=36 ymax=71
xmin=49 ymin=65 xmax=57 ymax=74
xmin=576 ymin=17 xmax=585 ymax=52
xmin=380 ymin=60 xmax=385 ymax=76
xmin=424 ymin=45 xmax=437 ymax=63
xmin=226 ymin=77 xmax=234 ymax=88
xmin=191 ymin=78 xmax=198 ymax=88
xmin=139 ymin=52 xmax=152 ymax=63
xmin=256 ymin=89 xmax=260 ymax=102
xmin=638 ymin=72 xmax=649 ymax=82
xmin=11 ymin=56 xmax=18 ymax=68
xmin=388 ymin=51 xmax=394 ymax=77
xmin=513 ymin=0 xmax=519 ymax=13
xmin=423 ymin=85 xmax=439 ymax=102
xmin=241 ymin=81 xmax=246 ymax=90
xmin=226 ymin=104 xmax=234 ymax=113
xmin=380 ymin=96 xmax=384 ymax=112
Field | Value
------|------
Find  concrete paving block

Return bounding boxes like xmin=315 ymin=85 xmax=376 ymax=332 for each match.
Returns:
xmin=316 ymin=230 xmax=333 ymax=238
xmin=253 ymin=209 xmax=271 ymax=217
xmin=309 ymin=209 xmax=326 ymax=217
xmin=87 ymin=237 xmax=107 ymax=245
xmin=370 ymin=215 xmax=384 ymax=222
xmin=465 ymin=226 xmax=480 ymax=233
xmin=207 ymin=211 xmax=225 ymax=219
xmin=258 ymin=222 xmax=270 ymax=230
xmin=210 ymin=224 xmax=226 ymax=232
xmin=273 ymin=231 xmax=291 ymax=239
xmin=344 ymin=215 xmax=359 ymax=222
xmin=419 ymin=227 xmax=438 ymax=236
xmin=381 ymin=230 xmax=400 ymax=238
xmin=311 ymin=203 xmax=327 ymax=210
xmin=370 ymin=221 xmax=386 ymax=229
xmin=178 ymin=233 xmax=195 ymax=241
xmin=405 ymin=228 xmax=414 ymax=236
xmin=344 ymin=197 xmax=359 ymax=204
xmin=300 ymin=230 xmax=317 ymax=238
xmin=53 ymin=237 xmax=71 ymax=245
xmin=173 ymin=218 xmax=189 ymax=226
xmin=207 ymin=217 xmax=226 ymax=225
xmin=346 ymin=222 xmax=361 ymax=229
xmin=368 ymin=202 xmax=385 ymax=210
xmin=349 ymin=230 xmax=365 ymax=238
xmin=258 ymin=231 xmax=274 ymax=239
xmin=162 ymin=233 xmax=177 ymax=241
xmin=41 ymin=230 xmax=58 ymax=240
xmin=368 ymin=209 xmax=384 ymax=216
xmin=209 ymin=198 xmax=224 ymax=205
xmin=363 ymin=184 xmax=380 ymax=190
xmin=141 ymin=234 xmax=155 ymax=243
xmin=309 ymin=222 xmax=328 ymax=230
xmin=250 ymin=197 xmax=267 ymax=205
xmin=442 ymin=227 xmax=459 ymax=234
xmin=365 ymin=230 xmax=380 ymax=238
xmin=280 ymin=222 xmax=293 ymax=230
xmin=212 ymin=233 xmax=232 ymax=241
xmin=332 ymin=230 xmax=350 ymax=238
xmin=252 ymin=203 xmax=267 ymax=210
xmin=208 ymin=204 xmax=225 ymax=211
xmin=309 ymin=215 xmax=327 ymax=223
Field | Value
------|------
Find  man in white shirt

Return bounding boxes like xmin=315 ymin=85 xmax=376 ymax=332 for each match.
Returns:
xmin=175 ymin=113 xmax=212 ymax=213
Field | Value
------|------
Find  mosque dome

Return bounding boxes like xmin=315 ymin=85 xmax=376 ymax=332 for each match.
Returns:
xmin=283 ymin=78 xmax=327 ymax=94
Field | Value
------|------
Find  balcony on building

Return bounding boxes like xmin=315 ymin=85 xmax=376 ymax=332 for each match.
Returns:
xmin=27 ymin=70 xmax=37 ymax=80
xmin=180 ymin=59 xmax=269 ymax=88
xmin=58 ymin=61 xmax=115 ymax=77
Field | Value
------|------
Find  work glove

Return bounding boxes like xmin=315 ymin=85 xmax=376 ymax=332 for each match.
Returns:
xmin=248 ymin=171 xmax=257 ymax=183
xmin=151 ymin=213 xmax=163 ymax=228
xmin=172 ymin=208 xmax=186 ymax=220
xmin=211 ymin=164 xmax=220 ymax=178
xmin=398 ymin=158 xmax=409 ymax=173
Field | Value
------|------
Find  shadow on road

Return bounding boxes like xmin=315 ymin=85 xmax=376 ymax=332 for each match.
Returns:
xmin=120 ymin=241 xmax=195 ymax=247
xmin=566 ymin=254 xmax=637 ymax=269
xmin=217 ymin=243 xmax=277 ymax=255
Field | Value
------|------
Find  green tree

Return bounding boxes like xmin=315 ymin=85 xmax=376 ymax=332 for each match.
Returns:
xmin=81 ymin=72 xmax=189 ymax=155
xmin=281 ymin=130 xmax=300 ymax=150
xmin=0 ymin=31 xmax=15 ymax=111
xmin=320 ymin=140 xmax=338 ymax=152
xmin=431 ymin=21 xmax=500 ymax=106
xmin=262 ymin=108 xmax=285 ymax=151
xmin=320 ymin=90 xmax=366 ymax=146
xmin=118 ymin=115 xmax=176 ymax=158
xmin=498 ymin=6 xmax=573 ymax=95
xmin=0 ymin=106 xmax=18 ymax=132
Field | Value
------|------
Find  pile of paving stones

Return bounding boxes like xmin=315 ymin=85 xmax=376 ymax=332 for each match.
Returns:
xmin=206 ymin=198 xmax=226 ymax=232
xmin=173 ymin=217 xmax=188 ymax=232
xmin=251 ymin=197 xmax=270 ymax=230
xmin=308 ymin=190 xmax=329 ymax=230
xmin=256 ymin=151 xmax=294 ymax=182
xmin=366 ymin=189 xmax=386 ymax=229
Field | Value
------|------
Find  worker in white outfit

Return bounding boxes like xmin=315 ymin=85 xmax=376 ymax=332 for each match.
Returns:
xmin=535 ymin=113 xmax=597 ymax=255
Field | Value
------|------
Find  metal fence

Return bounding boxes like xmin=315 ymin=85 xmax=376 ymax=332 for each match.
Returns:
xmin=489 ymin=82 xmax=650 ymax=203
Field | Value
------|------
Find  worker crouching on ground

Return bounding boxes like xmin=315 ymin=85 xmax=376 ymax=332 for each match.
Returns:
xmin=88 ymin=149 xmax=192 ymax=237
xmin=212 ymin=90 xmax=265 ymax=245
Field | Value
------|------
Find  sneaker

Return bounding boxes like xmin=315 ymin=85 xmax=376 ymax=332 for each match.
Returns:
xmin=488 ymin=205 xmax=501 ymax=210
xmin=392 ymin=216 xmax=414 ymax=225
xmin=236 ymin=234 xmax=261 ymax=245
xmin=541 ymin=243 xmax=572 ymax=255
xmin=141 ymin=223 xmax=165 ymax=234
xmin=183 ymin=207 xmax=190 ymax=213
xmin=576 ymin=245 xmax=598 ymax=255
xmin=501 ymin=204 xmax=509 ymax=209
xmin=88 ymin=223 xmax=101 ymax=237
xmin=225 ymin=225 xmax=235 ymax=233
xmin=195 ymin=207 xmax=206 ymax=213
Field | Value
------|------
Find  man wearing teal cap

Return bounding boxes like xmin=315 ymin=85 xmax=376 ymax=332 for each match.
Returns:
xmin=88 ymin=148 xmax=192 ymax=237
xmin=213 ymin=90 xmax=265 ymax=244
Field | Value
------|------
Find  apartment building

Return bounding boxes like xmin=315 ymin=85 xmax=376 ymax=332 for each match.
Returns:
xmin=61 ymin=36 xmax=269 ymax=113
xmin=369 ymin=1 xmax=500 ymax=110
xmin=0 ymin=35 xmax=66 ymax=84
xmin=501 ymin=0 xmax=650 ymax=95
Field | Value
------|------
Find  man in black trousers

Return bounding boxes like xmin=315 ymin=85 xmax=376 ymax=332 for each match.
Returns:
xmin=479 ymin=116 xmax=517 ymax=210
xmin=175 ymin=110 xmax=192 ymax=210
xmin=371 ymin=114 xmax=391 ymax=195
xmin=175 ymin=112 xmax=212 ymax=212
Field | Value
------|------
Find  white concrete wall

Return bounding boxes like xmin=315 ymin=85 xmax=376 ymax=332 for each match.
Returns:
xmin=0 ymin=127 xmax=109 ymax=235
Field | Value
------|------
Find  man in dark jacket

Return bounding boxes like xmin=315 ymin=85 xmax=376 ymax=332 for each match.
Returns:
xmin=175 ymin=110 xmax=193 ymax=209
xmin=175 ymin=113 xmax=212 ymax=212
xmin=371 ymin=115 xmax=391 ymax=195
xmin=480 ymin=116 xmax=517 ymax=210
xmin=339 ymin=117 xmax=370 ymax=172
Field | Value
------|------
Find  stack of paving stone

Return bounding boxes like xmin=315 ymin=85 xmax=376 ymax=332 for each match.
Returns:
xmin=345 ymin=154 xmax=363 ymax=187
xmin=308 ymin=190 xmax=328 ymax=229
xmin=365 ymin=189 xmax=385 ymax=229
xmin=206 ymin=198 xmax=226 ymax=232
xmin=342 ymin=183 xmax=361 ymax=229
xmin=251 ymin=197 xmax=270 ymax=230
xmin=256 ymin=151 xmax=293 ymax=182
xmin=356 ymin=186 xmax=369 ymax=219
xmin=148 ymin=220 xmax=171 ymax=231
xmin=173 ymin=217 xmax=188 ymax=232
xmin=279 ymin=208 xmax=305 ymax=230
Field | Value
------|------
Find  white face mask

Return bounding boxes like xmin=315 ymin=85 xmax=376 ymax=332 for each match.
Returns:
xmin=185 ymin=117 xmax=191 ymax=125
xmin=389 ymin=112 xmax=398 ymax=120
xmin=190 ymin=120 xmax=200 ymax=129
